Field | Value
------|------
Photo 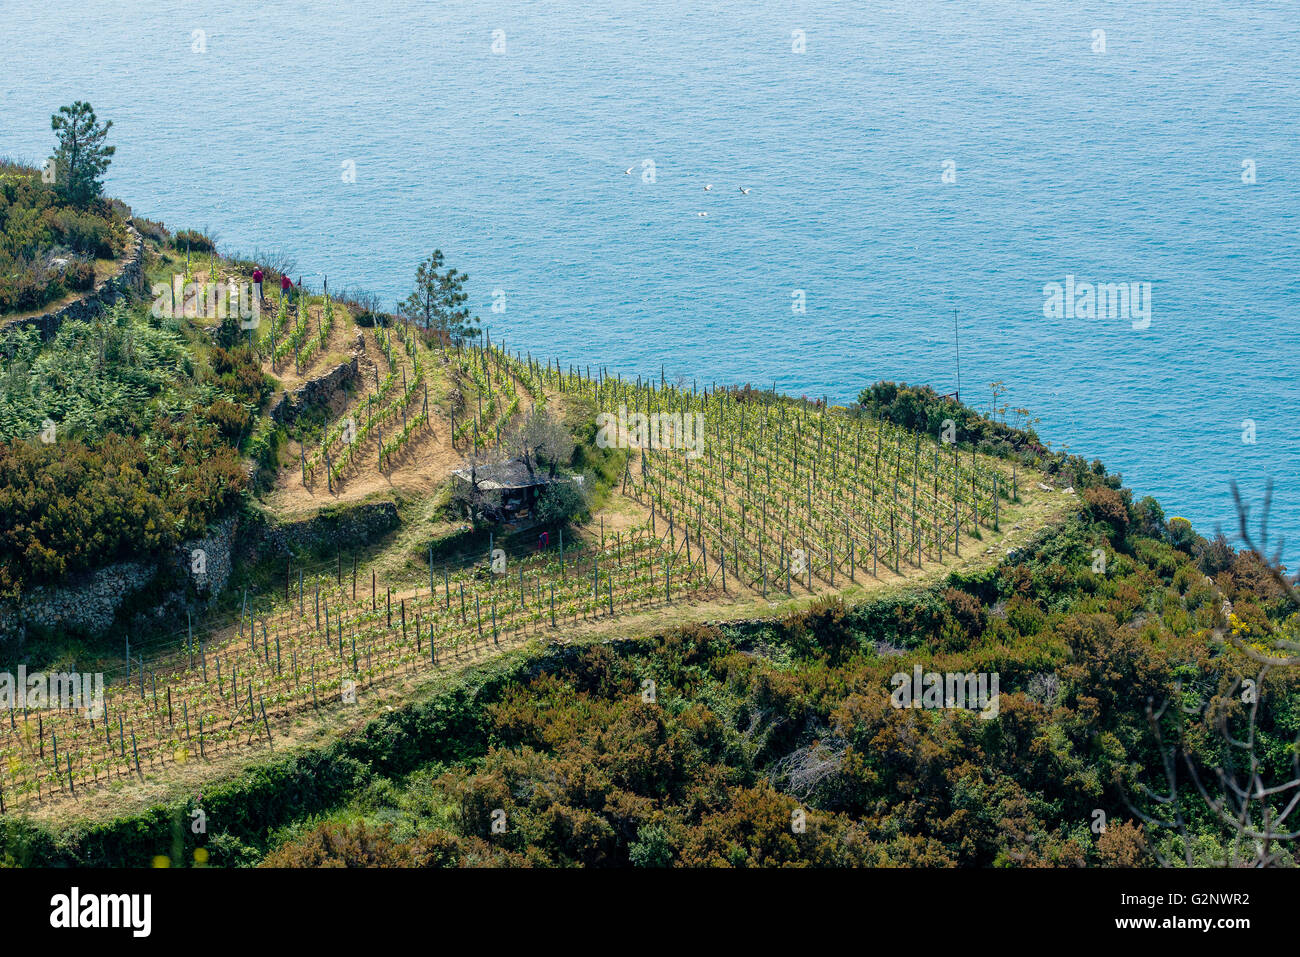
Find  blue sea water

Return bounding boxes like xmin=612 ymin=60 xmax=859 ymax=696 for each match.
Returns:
xmin=3 ymin=0 xmax=1298 ymax=563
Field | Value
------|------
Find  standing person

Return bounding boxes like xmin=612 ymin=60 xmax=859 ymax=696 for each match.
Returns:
xmin=280 ymin=272 xmax=292 ymax=303
xmin=252 ymin=266 xmax=264 ymax=303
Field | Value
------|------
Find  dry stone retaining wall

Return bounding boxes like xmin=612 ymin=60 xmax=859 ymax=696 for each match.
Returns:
xmin=254 ymin=502 xmax=401 ymax=559
xmin=1 ymin=222 xmax=145 ymax=340
xmin=0 ymin=514 xmax=238 ymax=648
xmin=269 ymin=356 xmax=360 ymax=424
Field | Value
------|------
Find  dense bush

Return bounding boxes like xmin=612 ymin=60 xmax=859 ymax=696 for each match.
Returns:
xmin=1083 ymin=485 xmax=1130 ymax=536
xmin=859 ymin=382 xmax=1118 ymax=491
xmin=131 ymin=217 xmax=168 ymax=243
xmin=62 ymin=259 xmax=95 ymax=291
xmin=858 ymin=381 xmax=1039 ymax=453
xmin=0 ymin=162 xmax=123 ymax=313
xmin=44 ymin=206 xmax=117 ymax=258
xmin=210 ymin=343 xmax=272 ymax=407
xmin=785 ymin=595 xmax=859 ymax=664
xmin=207 ymin=397 xmax=252 ymax=439
xmin=533 ymin=478 xmax=590 ymax=526
xmin=0 ymin=301 xmax=268 ymax=594
xmin=170 ymin=229 xmax=214 ymax=253
xmin=0 ymin=421 xmax=246 ymax=592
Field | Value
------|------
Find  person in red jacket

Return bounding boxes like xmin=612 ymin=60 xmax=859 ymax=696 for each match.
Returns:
xmin=280 ymin=272 xmax=292 ymax=302
xmin=252 ymin=267 xmax=264 ymax=302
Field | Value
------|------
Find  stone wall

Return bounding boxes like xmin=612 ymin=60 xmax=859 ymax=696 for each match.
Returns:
xmin=253 ymin=501 xmax=401 ymax=559
xmin=0 ymin=513 xmax=238 ymax=647
xmin=269 ymin=355 xmax=360 ymax=425
xmin=176 ymin=514 xmax=239 ymax=600
xmin=1 ymin=223 xmax=146 ymax=340
xmin=0 ymin=560 xmax=157 ymax=643
xmin=0 ymin=495 xmax=402 ymax=647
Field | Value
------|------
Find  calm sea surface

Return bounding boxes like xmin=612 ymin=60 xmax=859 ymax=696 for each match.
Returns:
xmin=4 ymin=0 xmax=1298 ymax=561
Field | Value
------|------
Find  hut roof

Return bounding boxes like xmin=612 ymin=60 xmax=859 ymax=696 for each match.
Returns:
xmin=452 ymin=458 xmax=551 ymax=492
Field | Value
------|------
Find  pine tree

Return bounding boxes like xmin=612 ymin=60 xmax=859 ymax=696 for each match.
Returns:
xmin=399 ymin=249 xmax=478 ymax=346
xmin=50 ymin=102 xmax=115 ymax=207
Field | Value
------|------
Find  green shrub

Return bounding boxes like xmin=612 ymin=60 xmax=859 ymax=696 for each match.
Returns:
xmin=208 ymin=397 xmax=251 ymax=439
xmin=63 ymin=259 xmax=95 ymax=291
xmin=534 ymin=478 xmax=589 ymax=526
xmin=0 ymin=260 xmax=62 ymax=312
xmin=45 ymin=207 xmax=118 ymax=257
xmin=628 ymin=824 xmax=676 ymax=867
xmin=171 ymin=229 xmax=214 ymax=253
xmin=0 ymin=163 xmax=122 ymax=314
xmin=131 ymin=217 xmax=168 ymax=243
xmin=1084 ymin=485 xmax=1130 ymax=536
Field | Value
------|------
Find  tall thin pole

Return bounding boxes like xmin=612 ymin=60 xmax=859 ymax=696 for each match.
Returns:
xmin=953 ymin=308 xmax=961 ymax=402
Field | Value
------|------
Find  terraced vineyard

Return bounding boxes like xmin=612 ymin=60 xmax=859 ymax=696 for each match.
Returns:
xmin=297 ymin=317 xmax=430 ymax=489
xmin=264 ymin=293 xmax=336 ymax=374
xmin=450 ymin=332 xmax=534 ymax=452
xmin=0 ymin=342 xmax=1040 ymax=811
xmin=286 ymin=321 xmax=538 ymax=498
xmin=547 ymin=362 xmax=1017 ymax=591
